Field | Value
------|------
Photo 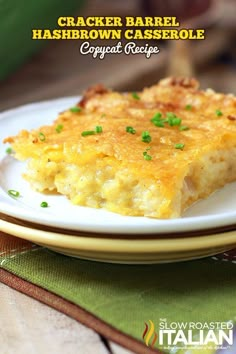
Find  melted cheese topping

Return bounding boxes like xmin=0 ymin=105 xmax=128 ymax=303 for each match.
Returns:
xmin=4 ymin=77 xmax=236 ymax=218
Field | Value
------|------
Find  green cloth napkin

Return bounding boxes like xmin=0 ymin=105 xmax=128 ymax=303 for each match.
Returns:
xmin=0 ymin=234 xmax=235 ymax=354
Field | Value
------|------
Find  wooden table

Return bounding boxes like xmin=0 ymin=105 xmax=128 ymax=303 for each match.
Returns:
xmin=0 ymin=282 xmax=132 ymax=354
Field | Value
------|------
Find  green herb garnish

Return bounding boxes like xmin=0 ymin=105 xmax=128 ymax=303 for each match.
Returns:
xmin=141 ymin=131 xmax=152 ymax=143
xmin=151 ymin=112 xmax=166 ymax=127
xmin=70 ymin=106 xmax=82 ymax=113
xmin=169 ymin=117 xmax=182 ymax=126
xmin=143 ymin=152 xmax=152 ymax=160
xmin=8 ymin=190 xmax=20 ymax=198
xmin=143 ymin=147 xmax=152 ymax=160
xmin=175 ymin=143 xmax=185 ymax=150
xmin=40 ymin=201 xmax=48 ymax=208
xmin=6 ymin=147 xmax=13 ymax=154
xmin=132 ymin=92 xmax=140 ymax=100
xmin=126 ymin=126 xmax=136 ymax=134
xmin=55 ymin=124 xmax=63 ymax=133
xmin=153 ymin=112 xmax=162 ymax=120
xmin=166 ymin=112 xmax=182 ymax=126
xmin=82 ymin=126 xmax=103 ymax=137
xmin=185 ymin=104 xmax=192 ymax=110
xmin=151 ymin=112 xmax=182 ymax=127
xmin=81 ymin=130 xmax=96 ymax=137
xmin=215 ymin=109 xmax=223 ymax=117
xmin=39 ymin=132 xmax=46 ymax=141
xmin=179 ymin=125 xmax=189 ymax=131
xmin=95 ymin=126 xmax=103 ymax=133
xmin=152 ymin=120 xmax=165 ymax=127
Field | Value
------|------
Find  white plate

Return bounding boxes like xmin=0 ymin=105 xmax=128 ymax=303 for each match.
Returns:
xmin=0 ymin=98 xmax=236 ymax=235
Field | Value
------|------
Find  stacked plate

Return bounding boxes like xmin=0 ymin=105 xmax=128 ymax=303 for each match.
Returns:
xmin=0 ymin=98 xmax=236 ymax=264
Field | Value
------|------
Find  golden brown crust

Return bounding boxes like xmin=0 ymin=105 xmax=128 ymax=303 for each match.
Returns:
xmin=159 ymin=77 xmax=199 ymax=89
xmin=227 ymin=115 xmax=236 ymax=121
xmin=4 ymin=77 xmax=236 ymax=163
xmin=3 ymin=77 xmax=236 ymax=218
xmin=78 ymin=83 xmax=109 ymax=108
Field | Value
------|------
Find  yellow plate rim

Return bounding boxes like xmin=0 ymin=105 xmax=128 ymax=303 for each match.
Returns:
xmin=1 ymin=218 xmax=236 ymax=254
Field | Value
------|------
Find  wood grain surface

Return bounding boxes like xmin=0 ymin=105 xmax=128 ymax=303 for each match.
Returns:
xmin=0 ymin=282 xmax=133 ymax=354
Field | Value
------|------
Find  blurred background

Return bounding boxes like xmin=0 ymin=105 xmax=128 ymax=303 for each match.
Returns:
xmin=0 ymin=0 xmax=236 ymax=111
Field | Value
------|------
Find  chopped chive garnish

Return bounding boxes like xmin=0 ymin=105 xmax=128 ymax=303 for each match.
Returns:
xmin=6 ymin=147 xmax=13 ymax=154
xmin=166 ymin=112 xmax=182 ymax=126
xmin=175 ymin=143 xmax=185 ymax=150
xmin=185 ymin=104 xmax=192 ymax=110
xmin=151 ymin=111 xmax=185 ymax=129
xmin=81 ymin=130 xmax=96 ymax=137
xmin=82 ymin=126 xmax=103 ymax=137
xmin=55 ymin=124 xmax=63 ymax=133
xmin=40 ymin=201 xmax=48 ymax=208
xmin=8 ymin=189 xmax=20 ymax=198
xmin=179 ymin=125 xmax=189 ymax=131
xmin=143 ymin=147 xmax=152 ymax=160
xmin=151 ymin=112 xmax=165 ymax=127
xmin=132 ymin=92 xmax=140 ymax=100
xmin=166 ymin=112 xmax=175 ymax=118
xmin=39 ymin=132 xmax=46 ymax=141
xmin=143 ymin=152 xmax=152 ymax=160
xmin=70 ymin=106 xmax=82 ymax=113
xmin=169 ymin=117 xmax=182 ymax=126
xmin=215 ymin=109 xmax=223 ymax=117
xmin=152 ymin=112 xmax=162 ymax=120
xmin=152 ymin=120 xmax=165 ymax=127
xmin=151 ymin=112 xmax=182 ymax=128
xmin=126 ymin=126 xmax=136 ymax=134
xmin=95 ymin=126 xmax=103 ymax=133
xmin=141 ymin=131 xmax=152 ymax=143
